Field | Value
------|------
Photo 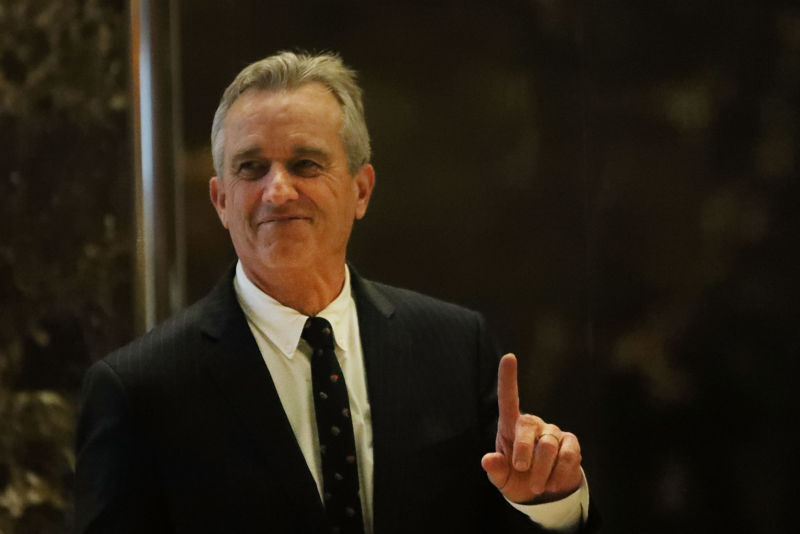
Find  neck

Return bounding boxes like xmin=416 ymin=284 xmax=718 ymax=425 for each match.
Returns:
xmin=241 ymin=262 xmax=346 ymax=316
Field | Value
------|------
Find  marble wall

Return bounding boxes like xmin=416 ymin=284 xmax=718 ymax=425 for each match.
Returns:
xmin=0 ymin=1 xmax=132 ymax=532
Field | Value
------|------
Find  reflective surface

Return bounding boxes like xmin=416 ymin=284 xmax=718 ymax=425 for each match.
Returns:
xmin=0 ymin=1 xmax=133 ymax=532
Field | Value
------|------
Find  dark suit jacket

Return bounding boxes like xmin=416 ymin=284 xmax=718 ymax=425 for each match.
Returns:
xmin=74 ymin=268 xmax=582 ymax=533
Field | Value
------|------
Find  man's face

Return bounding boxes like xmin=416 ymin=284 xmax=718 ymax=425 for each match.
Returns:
xmin=209 ymin=83 xmax=374 ymax=283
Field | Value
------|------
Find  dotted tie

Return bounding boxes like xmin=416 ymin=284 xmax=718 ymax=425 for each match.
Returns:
xmin=302 ymin=317 xmax=364 ymax=534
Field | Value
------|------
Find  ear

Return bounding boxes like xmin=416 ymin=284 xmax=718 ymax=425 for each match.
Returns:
xmin=353 ymin=164 xmax=375 ymax=220
xmin=209 ymin=176 xmax=229 ymax=229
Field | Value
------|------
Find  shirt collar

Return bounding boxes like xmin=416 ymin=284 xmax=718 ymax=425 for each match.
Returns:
xmin=233 ymin=260 xmax=355 ymax=359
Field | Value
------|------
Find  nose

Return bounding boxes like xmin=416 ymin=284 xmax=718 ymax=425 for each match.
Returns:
xmin=262 ymin=164 xmax=298 ymax=205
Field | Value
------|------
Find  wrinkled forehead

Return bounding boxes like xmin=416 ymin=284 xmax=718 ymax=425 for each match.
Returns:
xmin=224 ymin=84 xmax=343 ymax=144
xmin=222 ymin=84 xmax=346 ymax=161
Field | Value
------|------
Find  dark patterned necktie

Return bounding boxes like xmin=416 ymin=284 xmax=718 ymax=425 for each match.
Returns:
xmin=302 ymin=317 xmax=365 ymax=534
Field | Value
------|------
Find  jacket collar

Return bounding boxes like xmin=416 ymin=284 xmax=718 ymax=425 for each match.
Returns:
xmin=198 ymin=263 xmax=395 ymax=339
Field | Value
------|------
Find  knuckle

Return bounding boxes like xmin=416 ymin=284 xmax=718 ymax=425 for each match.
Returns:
xmin=536 ymin=438 xmax=559 ymax=456
xmin=544 ymin=423 xmax=561 ymax=434
xmin=514 ymin=440 xmax=533 ymax=455
xmin=562 ymin=432 xmax=582 ymax=452
xmin=529 ymin=478 xmax=547 ymax=495
xmin=559 ymin=448 xmax=581 ymax=466
xmin=518 ymin=414 xmax=541 ymax=426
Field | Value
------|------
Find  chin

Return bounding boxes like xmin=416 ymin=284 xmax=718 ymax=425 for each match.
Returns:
xmin=256 ymin=248 xmax=314 ymax=272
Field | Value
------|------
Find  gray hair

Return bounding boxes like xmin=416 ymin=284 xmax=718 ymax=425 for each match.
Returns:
xmin=210 ymin=51 xmax=371 ymax=177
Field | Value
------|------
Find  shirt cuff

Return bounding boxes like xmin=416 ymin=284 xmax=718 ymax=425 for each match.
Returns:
xmin=506 ymin=468 xmax=590 ymax=532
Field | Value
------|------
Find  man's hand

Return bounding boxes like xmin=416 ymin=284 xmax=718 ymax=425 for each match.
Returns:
xmin=481 ymin=354 xmax=583 ymax=504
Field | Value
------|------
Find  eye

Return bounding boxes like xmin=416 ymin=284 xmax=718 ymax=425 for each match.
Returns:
xmin=292 ymin=159 xmax=322 ymax=178
xmin=236 ymin=160 xmax=268 ymax=180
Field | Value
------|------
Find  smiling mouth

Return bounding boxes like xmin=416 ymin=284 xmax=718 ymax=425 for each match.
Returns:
xmin=260 ymin=216 xmax=310 ymax=225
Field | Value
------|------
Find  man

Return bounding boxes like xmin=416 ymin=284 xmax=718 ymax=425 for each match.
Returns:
xmin=75 ymin=51 xmax=594 ymax=533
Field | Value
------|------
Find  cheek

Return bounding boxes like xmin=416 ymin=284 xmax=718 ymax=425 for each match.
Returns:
xmin=230 ymin=188 xmax=260 ymax=220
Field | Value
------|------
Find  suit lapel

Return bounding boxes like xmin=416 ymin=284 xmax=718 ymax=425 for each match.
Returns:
xmin=197 ymin=270 xmax=326 ymax=527
xmin=194 ymin=267 xmax=424 ymax=532
xmin=350 ymin=271 xmax=416 ymax=531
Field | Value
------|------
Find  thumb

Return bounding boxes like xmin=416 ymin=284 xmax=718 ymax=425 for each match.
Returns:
xmin=481 ymin=452 xmax=510 ymax=489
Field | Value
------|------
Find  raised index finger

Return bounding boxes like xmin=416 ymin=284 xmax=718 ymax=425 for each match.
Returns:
xmin=497 ymin=353 xmax=520 ymax=434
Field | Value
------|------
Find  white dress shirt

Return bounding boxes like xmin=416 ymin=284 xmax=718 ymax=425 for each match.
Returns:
xmin=233 ymin=261 xmax=588 ymax=533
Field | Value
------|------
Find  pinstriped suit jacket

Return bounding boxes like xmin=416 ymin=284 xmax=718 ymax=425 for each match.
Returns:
xmin=74 ymin=267 xmax=550 ymax=533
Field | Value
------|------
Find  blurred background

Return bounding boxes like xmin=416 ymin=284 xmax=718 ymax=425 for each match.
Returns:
xmin=1 ymin=0 xmax=798 ymax=532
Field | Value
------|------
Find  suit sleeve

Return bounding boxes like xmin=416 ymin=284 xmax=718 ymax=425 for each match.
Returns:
xmin=74 ymin=360 xmax=169 ymax=534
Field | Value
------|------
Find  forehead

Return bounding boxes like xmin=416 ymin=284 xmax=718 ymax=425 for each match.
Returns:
xmin=225 ymin=83 xmax=343 ymax=138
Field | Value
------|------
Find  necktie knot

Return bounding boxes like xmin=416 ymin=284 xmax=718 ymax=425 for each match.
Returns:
xmin=302 ymin=316 xmax=335 ymax=351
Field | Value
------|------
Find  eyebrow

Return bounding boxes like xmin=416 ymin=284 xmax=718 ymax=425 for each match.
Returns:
xmin=292 ymin=145 xmax=332 ymax=164
xmin=229 ymin=147 xmax=263 ymax=167
xmin=229 ymin=145 xmax=332 ymax=166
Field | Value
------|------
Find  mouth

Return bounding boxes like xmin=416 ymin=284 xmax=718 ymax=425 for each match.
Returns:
xmin=259 ymin=215 xmax=311 ymax=225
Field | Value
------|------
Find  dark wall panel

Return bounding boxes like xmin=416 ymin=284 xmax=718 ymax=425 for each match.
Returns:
xmin=180 ymin=2 xmax=800 ymax=532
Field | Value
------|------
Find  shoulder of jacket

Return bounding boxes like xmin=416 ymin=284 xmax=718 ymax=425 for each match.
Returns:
xmin=103 ymin=293 xmax=213 ymax=370
xmin=358 ymin=277 xmax=483 ymax=328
